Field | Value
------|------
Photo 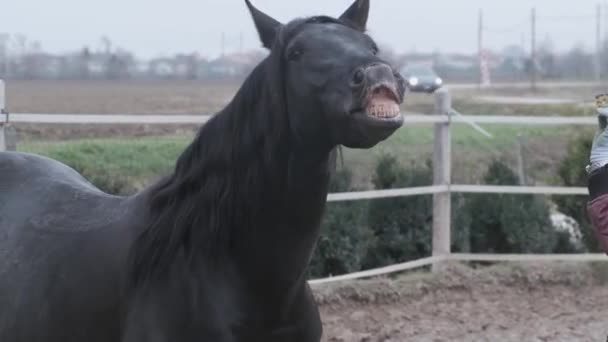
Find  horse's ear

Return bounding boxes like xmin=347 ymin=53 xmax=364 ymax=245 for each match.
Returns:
xmin=339 ymin=0 xmax=370 ymax=31
xmin=245 ymin=0 xmax=283 ymax=49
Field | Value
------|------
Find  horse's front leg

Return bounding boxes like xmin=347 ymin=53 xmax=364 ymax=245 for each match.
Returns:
xmin=122 ymin=318 xmax=235 ymax=342
xmin=121 ymin=296 xmax=236 ymax=342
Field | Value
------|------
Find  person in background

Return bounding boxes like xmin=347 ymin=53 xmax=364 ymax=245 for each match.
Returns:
xmin=587 ymin=94 xmax=608 ymax=253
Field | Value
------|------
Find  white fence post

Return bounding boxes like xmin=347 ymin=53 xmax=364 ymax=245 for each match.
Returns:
xmin=432 ymin=88 xmax=452 ymax=272
xmin=0 ymin=79 xmax=16 ymax=152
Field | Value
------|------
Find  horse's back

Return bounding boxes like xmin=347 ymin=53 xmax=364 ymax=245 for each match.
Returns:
xmin=0 ymin=151 xmax=135 ymax=341
xmin=0 ymin=150 xmax=104 ymax=200
xmin=0 ymin=151 xmax=121 ymax=231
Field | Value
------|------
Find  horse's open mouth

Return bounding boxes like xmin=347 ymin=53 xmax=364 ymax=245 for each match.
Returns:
xmin=365 ymin=83 xmax=401 ymax=120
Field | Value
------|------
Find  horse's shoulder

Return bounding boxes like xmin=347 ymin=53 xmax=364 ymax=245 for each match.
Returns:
xmin=1 ymin=151 xmax=71 ymax=176
xmin=0 ymin=151 xmax=39 ymax=173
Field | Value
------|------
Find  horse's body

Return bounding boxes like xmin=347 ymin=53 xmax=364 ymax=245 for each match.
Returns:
xmin=0 ymin=1 xmax=406 ymax=341
xmin=0 ymin=152 xmax=135 ymax=341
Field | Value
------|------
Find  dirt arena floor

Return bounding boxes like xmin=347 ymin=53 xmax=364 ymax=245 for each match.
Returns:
xmin=313 ymin=262 xmax=608 ymax=342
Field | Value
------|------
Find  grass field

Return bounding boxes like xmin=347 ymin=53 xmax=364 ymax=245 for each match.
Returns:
xmin=19 ymin=135 xmax=190 ymax=194
xmin=18 ymin=121 xmax=592 ymax=192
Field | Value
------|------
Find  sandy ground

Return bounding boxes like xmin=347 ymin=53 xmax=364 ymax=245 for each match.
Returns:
xmin=313 ymin=262 xmax=608 ymax=342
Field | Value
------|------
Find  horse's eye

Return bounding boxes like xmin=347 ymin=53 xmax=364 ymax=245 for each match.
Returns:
xmin=287 ymin=48 xmax=303 ymax=61
xmin=371 ymin=45 xmax=379 ymax=55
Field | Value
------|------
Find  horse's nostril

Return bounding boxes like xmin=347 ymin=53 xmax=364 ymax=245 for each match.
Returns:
xmin=352 ymin=68 xmax=365 ymax=86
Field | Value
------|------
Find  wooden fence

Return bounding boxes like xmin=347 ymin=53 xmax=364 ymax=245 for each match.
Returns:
xmin=0 ymin=79 xmax=605 ymax=285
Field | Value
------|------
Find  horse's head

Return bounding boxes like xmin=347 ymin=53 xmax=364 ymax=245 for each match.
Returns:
xmin=246 ymin=0 xmax=405 ymax=149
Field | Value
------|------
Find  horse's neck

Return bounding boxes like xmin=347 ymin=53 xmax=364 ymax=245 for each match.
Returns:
xmin=236 ymin=146 xmax=333 ymax=291
xmin=282 ymin=148 xmax=332 ymax=232
xmin=251 ymin=144 xmax=333 ymax=238
xmin=284 ymin=148 xmax=333 ymax=222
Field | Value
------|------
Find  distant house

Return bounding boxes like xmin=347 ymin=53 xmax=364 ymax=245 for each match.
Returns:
xmin=149 ymin=58 xmax=174 ymax=78
xmin=41 ymin=55 xmax=64 ymax=79
xmin=401 ymin=53 xmax=437 ymax=68
xmin=205 ymin=51 xmax=266 ymax=79
xmin=19 ymin=53 xmax=63 ymax=79
xmin=403 ymin=53 xmax=477 ymax=82
xmin=436 ymin=54 xmax=477 ymax=71
xmin=87 ymin=55 xmax=107 ymax=77
xmin=174 ymin=54 xmax=202 ymax=79
xmin=130 ymin=60 xmax=150 ymax=77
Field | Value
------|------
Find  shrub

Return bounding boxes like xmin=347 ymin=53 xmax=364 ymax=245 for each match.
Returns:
xmin=462 ymin=159 xmax=558 ymax=253
xmin=553 ymin=134 xmax=598 ymax=251
xmin=363 ymin=154 xmax=434 ymax=268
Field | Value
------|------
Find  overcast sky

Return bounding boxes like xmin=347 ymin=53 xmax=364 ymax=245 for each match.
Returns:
xmin=2 ymin=0 xmax=606 ymax=59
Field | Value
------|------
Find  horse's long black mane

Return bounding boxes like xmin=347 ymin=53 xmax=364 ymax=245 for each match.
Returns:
xmin=127 ymin=17 xmax=347 ymax=289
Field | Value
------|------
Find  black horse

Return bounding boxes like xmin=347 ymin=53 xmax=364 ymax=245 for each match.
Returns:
xmin=0 ymin=1 xmax=405 ymax=341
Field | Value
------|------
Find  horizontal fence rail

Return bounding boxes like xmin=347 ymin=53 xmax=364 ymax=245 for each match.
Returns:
xmin=450 ymin=115 xmax=596 ymax=126
xmin=309 ymin=256 xmax=447 ymax=285
xmin=448 ymin=253 xmax=608 ymax=262
xmin=449 ymin=81 xmax=601 ymax=90
xmin=2 ymin=113 xmax=599 ymax=126
xmin=326 ymin=185 xmax=448 ymax=202
xmin=6 ymin=113 xmax=213 ymax=124
xmin=325 ymin=185 xmax=589 ymax=202
xmin=308 ymin=253 xmax=608 ymax=285
xmin=450 ymin=185 xmax=590 ymax=195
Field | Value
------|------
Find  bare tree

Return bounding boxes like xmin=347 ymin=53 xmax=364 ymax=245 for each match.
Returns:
xmin=80 ymin=46 xmax=91 ymax=79
xmin=537 ymin=35 xmax=557 ymax=78
xmin=100 ymin=36 xmax=112 ymax=55
xmin=558 ymin=43 xmax=593 ymax=80
xmin=0 ymin=34 xmax=9 ymax=77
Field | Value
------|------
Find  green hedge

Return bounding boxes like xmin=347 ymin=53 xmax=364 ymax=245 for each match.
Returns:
xmin=363 ymin=155 xmax=433 ymax=269
xmin=309 ymin=154 xmax=579 ymax=278
xmin=458 ymin=160 xmax=558 ymax=254
xmin=553 ymin=134 xmax=598 ymax=252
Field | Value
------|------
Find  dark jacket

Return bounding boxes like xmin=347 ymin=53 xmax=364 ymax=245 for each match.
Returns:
xmin=587 ymin=165 xmax=608 ymax=253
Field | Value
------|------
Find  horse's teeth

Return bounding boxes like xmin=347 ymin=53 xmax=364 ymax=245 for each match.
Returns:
xmin=367 ymin=103 xmax=401 ymax=119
